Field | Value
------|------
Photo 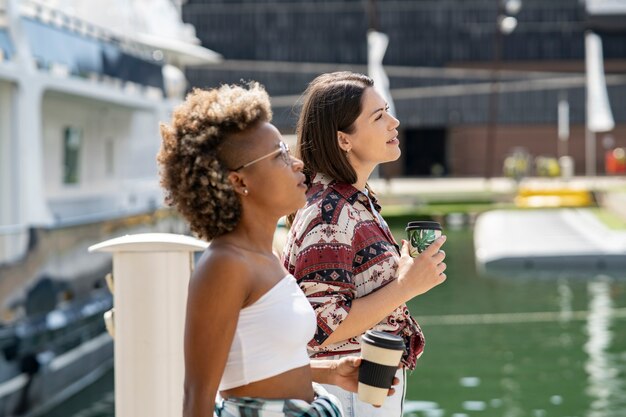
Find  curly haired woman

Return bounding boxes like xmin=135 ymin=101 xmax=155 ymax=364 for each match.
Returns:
xmin=158 ymin=82 xmax=396 ymax=417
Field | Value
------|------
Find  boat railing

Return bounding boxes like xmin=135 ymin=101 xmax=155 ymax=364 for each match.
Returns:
xmin=12 ymin=0 xmax=165 ymax=94
xmin=0 ymin=203 xmax=169 ymax=266
xmin=0 ymin=0 xmax=6 ymax=23
xmin=15 ymin=290 xmax=112 ymax=356
xmin=47 ymin=186 xmax=163 ymax=227
xmin=0 ymin=223 xmax=29 ymax=265
xmin=0 ymin=0 xmax=11 ymax=62
xmin=51 ymin=205 xmax=162 ymax=229
xmin=18 ymin=0 xmax=129 ymax=47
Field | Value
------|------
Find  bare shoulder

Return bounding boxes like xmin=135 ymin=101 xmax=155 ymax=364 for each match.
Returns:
xmin=194 ymin=244 xmax=251 ymax=280
xmin=189 ymin=244 xmax=252 ymax=308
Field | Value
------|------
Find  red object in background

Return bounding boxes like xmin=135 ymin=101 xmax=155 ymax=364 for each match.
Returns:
xmin=605 ymin=148 xmax=626 ymax=174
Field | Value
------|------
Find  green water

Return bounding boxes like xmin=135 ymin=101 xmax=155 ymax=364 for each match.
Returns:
xmin=399 ymin=226 xmax=626 ymax=417
xmin=42 ymin=226 xmax=626 ymax=417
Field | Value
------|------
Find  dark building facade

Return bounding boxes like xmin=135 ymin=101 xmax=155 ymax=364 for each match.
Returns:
xmin=183 ymin=0 xmax=626 ymax=177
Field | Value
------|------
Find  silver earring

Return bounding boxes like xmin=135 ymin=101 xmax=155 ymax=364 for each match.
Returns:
xmin=243 ymin=189 xmax=249 ymax=196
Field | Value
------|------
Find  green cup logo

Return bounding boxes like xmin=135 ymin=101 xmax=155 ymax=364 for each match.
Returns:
xmin=406 ymin=221 xmax=442 ymax=257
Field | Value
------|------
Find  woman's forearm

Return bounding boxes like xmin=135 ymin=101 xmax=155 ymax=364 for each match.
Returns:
xmin=183 ymin=388 xmax=215 ymax=417
xmin=320 ymin=238 xmax=447 ymax=347
xmin=310 ymin=359 xmax=336 ymax=385
xmin=310 ymin=357 xmax=361 ymax=394
xmin=320 ymin=280 xmax=407 ymax=347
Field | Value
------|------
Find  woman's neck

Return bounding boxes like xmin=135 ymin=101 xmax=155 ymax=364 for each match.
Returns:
xmin=351 ymin=161 xmax=377 ymax=191
xmin=224 ymin=210 xmax=278 ymax=255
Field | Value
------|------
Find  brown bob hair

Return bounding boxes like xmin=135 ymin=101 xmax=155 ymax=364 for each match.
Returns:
xmin=296 ymin=72 xmax=374 ymax=185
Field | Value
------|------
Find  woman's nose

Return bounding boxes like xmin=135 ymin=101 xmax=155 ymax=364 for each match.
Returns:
xmin=389 ymin=114 xmax=400 ymax=129
xmin=292 ymin=156 xmax=304 ymax=171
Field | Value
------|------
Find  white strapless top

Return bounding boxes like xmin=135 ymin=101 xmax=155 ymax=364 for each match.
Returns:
xmin=219 ymin=275 xmax=316 ymax=391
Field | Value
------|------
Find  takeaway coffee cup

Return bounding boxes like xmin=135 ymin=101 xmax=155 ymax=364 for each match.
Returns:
xmin=358 ymin=330 xmax=405 ymax=406
xmin=406 ymin=221 xmax=443 ymax=257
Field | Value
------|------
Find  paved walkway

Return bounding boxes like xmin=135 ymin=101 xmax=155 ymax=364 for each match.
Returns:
xmin=369 ymin=175 xmax=626 ymax=199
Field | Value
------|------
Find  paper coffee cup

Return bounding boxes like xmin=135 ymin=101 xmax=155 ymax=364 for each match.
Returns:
xmin=358 ymin=330 xmax=405 ymax=406
xmin=406 ymin=221 xmax=442 ymax=257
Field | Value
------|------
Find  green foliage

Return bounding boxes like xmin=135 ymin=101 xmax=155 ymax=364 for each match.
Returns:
xmin=409 ymin=229 xmax=437 ymax=253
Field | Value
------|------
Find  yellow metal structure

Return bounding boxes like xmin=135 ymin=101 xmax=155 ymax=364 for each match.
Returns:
xmin=515 ymin=186 xmax=594 ymax=208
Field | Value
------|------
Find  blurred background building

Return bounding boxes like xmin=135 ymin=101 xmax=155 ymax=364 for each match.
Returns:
xmin=182 ymin=0 xmax=626 ymax=178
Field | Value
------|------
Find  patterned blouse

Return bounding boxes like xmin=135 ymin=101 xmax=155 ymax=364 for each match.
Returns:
xmin=282 ymin=173 xmax=425 ymax=370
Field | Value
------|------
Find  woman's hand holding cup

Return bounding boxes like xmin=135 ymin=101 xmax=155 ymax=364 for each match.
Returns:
xmin=397 ymin=236 xmax=447 ymax=299
xmin=330 ymin=356 xmax=399 ymax=401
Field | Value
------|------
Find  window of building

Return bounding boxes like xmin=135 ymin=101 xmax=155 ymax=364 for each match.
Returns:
xmin=105 ymin=137 xmax=115 ymax=176
xmin=403 ymin=128 xmax=448 ymax=177
xmin=63 ymin=127 xmax=82 ymax=184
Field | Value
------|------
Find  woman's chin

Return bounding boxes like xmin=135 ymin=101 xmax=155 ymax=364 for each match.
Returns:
xmin=383 ymin=147 xmax=402 ymax=163
xmin=296 ymin=197 xmax=307 ymax=210
xmin=289 ymin=194 xmax=307 ymax=212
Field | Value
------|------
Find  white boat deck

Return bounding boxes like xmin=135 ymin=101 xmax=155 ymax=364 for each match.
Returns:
xmin=474 ymin=208 xmax=626 ymax=277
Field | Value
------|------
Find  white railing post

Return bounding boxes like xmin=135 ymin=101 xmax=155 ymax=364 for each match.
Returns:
xmin=89 ymin=233 xmax=207 ymax=417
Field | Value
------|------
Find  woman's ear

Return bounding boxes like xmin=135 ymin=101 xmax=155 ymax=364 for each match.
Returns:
xmin=337 ymin=132 xmax=352 ymax=153
xmin=227 ymin=171 xmax=249 ymax=196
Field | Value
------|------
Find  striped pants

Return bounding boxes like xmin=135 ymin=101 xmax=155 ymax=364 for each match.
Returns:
xmin=215 ymin=384 xmax=343 ymax=417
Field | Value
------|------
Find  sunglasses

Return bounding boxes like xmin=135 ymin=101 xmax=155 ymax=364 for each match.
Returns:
xmin=232 ymin=141 xmax=292 ymax=171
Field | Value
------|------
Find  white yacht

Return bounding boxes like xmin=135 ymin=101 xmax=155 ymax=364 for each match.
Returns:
xmin=0 ymin=1 xmax=219 ymax=415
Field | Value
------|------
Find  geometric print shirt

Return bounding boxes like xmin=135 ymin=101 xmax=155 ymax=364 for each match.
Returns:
xmin=282 ymin=172 xmax=425 ymax=370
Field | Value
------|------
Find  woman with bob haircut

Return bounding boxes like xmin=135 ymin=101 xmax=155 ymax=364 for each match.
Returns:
xmin=283 ymin=72 xmax=447 ymax=417
xmin=158 ymin=82 xmax=397 ymax=417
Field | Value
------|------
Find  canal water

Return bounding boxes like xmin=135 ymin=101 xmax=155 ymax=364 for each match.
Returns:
xmin=41 ymin=224 xmax=626 ymax=417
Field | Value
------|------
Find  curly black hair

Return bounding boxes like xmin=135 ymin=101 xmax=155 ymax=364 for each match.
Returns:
xmin=157 ymin=82 xmax=272 ymax=241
